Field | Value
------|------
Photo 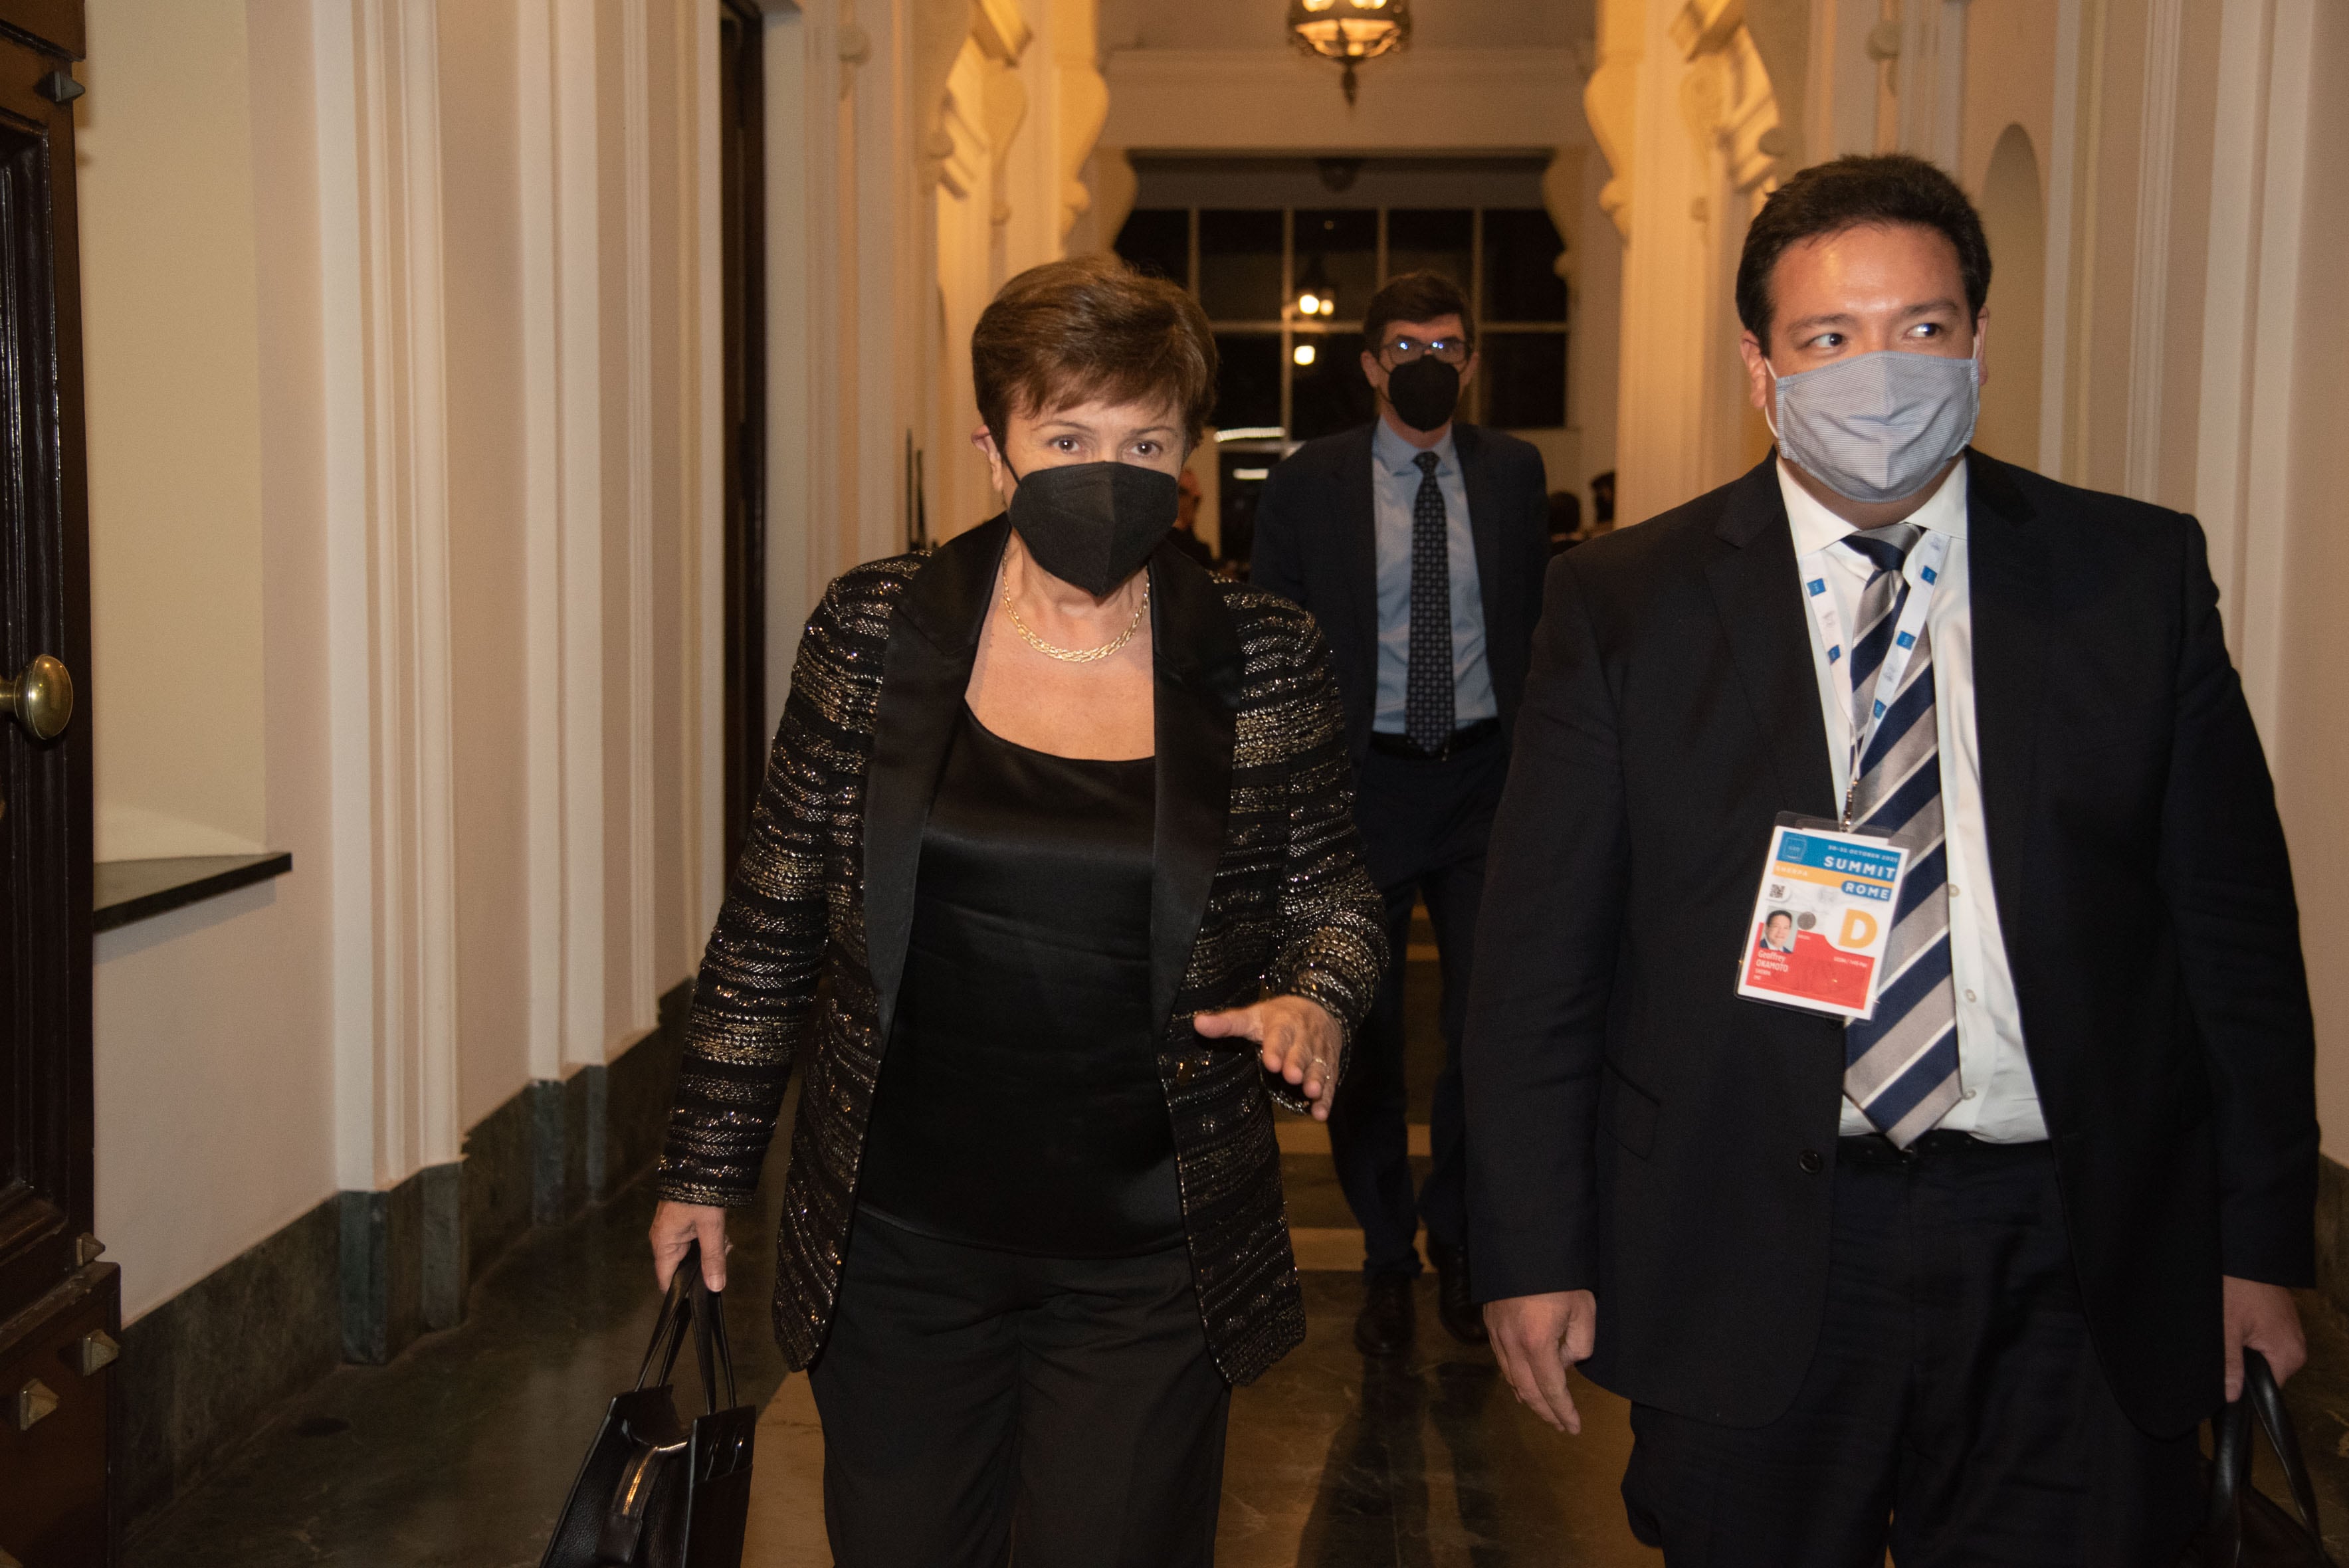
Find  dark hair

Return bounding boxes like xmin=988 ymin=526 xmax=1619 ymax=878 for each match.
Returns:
xmin=972 ymin=254 xmax=1219 ymax=449
xmin=1736 ymin=154 xmax=1991 ymax=349
xmin=1362 ymin=270 xmax=1476 ymax=355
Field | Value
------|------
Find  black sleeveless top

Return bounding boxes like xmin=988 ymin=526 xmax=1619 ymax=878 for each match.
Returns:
xmin=857 ymin=706 xmax=1184 ymax=1256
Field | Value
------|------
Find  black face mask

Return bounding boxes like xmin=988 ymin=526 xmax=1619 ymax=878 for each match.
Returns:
xmin=1385 ymin=355 xmax=1461 ymax=432
xmin=1005 ymin=460 xmax=1179 ymax=597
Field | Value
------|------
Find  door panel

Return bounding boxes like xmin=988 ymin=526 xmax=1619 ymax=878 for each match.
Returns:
xmin=719 ymin=0 xmax=766 ymax=874
xmin=0 ymin=3 xmax=90 ymax=1335
xmin=0 ymin=1 xmax=109 ymax=1561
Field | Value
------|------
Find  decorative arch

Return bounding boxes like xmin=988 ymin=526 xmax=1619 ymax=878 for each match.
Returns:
xmin=1975 ymin=122 xmax=2045 ymax=467
xmin=1587 ymin=0 xmax=1803 ymax=522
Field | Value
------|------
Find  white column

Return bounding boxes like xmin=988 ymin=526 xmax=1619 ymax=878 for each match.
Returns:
xmin=313 ymin=0 xmax=460 ymax=1189
xmin=2192 ymin=0 xmax=2314 ymax=727
xmin=2122 ymin=0 xmax=2186 ymax=504
xmin=689 ymin=0 xmax=727 ymax=942
xmin=763 ymin=2 xmax=834 ymax=726
xmin=851 ymin=0 xmax=928 ymax=566
xmin=621 ymin=0 xmax=661 ymax=1035
xmin=516 ymin=0 xmax=609 ymax=1076
xmin=1607 ymin=3 xmax=1786 ymax=524
xmin=2038 ymin=0 xmax=2086 ymax=480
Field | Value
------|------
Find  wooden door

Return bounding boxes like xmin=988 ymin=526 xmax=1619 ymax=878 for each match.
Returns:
xmin=718 ymin=0 xmax=767 ymax=873
xmin=0 ymin=3 xmax=114 ymax=1564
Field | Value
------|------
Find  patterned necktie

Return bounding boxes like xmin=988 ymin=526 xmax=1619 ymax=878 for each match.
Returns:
xmin=1406 ymin=450 xmax=1455 ymax=753
xmin=1837 ymin=525 xmax=1962 ymax=1147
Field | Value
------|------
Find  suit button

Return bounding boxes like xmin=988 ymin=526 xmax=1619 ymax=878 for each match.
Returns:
xmin=1797 ymin=1149 xmax=1825 ymax=1175
xmin=1174 ymin=1059 xmax=1195 ymax=1086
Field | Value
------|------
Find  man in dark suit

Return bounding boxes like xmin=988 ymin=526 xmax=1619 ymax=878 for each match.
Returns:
xmin=1254 ymin=271 xmax=1552 ymax=1355
xmin=1467 ymin=155 xmax=2317 ymax=1564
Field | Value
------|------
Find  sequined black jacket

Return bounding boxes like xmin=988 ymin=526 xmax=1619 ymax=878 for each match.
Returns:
xmin=655 ymin=518 xmax=1388 ymax=1385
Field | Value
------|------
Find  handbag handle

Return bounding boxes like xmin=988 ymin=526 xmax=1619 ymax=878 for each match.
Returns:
xmin=2245 ymin=1348 xmax=2325 ymax=1544
xmin=2203 ymin=1348 xmax=2330 ymax=1563
xmin=632 ymin=1239 xmax=739 ymax=1416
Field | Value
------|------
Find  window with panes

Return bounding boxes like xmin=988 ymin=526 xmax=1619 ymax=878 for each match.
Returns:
xmin=1115 ymin=204 xmax=1566 ymax=565
xmin=1113 ymin=205 xmax=1568 ymax=439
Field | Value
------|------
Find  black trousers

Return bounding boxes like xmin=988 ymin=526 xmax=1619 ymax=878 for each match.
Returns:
xmin=1621 ymin=1133 xmax=2203 ymax=1567
xmin=1333 ymin=732 xmax=1507 ymax=1276
xmin=807 ymin=1211 xmax=1232 ymax=1568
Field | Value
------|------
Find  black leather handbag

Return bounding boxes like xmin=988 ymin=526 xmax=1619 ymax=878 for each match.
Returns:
xmin=542 ymin=1243 xmax=757 ymax=1568
xmin=2181 ymin=1350 xmax=2337 ymax=1567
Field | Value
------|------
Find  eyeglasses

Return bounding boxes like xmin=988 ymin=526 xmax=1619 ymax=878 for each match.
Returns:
xmin=1379 ymin=335 xmax=1472 ymax=366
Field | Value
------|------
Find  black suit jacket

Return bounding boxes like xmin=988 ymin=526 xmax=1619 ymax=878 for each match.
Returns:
xmin=1463 ymin=451 xmax=2318 ymax=1438
xmin=1251 ymin=421 xmax=1552 ymax=761
xmin=657 ymin=519 xmax=1387 ymax=1384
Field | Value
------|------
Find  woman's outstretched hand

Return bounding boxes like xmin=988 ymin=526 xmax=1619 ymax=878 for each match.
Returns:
xmin=1193 ymin=995 xmax=1342 ymax=1120
xmin=649 ymin=1200 xmax=731 ymax=1292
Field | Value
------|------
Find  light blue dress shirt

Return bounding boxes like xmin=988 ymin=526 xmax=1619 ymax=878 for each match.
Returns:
xmin=1371 ymin=419 xmax=1496 ymax=734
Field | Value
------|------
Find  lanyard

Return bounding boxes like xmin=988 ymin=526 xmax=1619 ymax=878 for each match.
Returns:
xmin=1800 ymin=529 xmax=1952 ymax=830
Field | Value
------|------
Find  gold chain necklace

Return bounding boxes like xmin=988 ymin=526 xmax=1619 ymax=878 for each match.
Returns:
xmin=1001 ymin=579 xmax=1151 ymax=664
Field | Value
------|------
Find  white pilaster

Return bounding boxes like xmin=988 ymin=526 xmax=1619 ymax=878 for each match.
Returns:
xmin=2038 ymin=0 xmax=2085 ymax=479
xmin=690 ymin=0 xmax=728 ymax=946
xmin=2122 ymin=0 xmax=2184 ymax=504
xmin=556 ymin=0 xmax=608 ymax=1068
xmin=313 ymin=0 xmax=459 ymax=1187
xmin=623 ymin=0 xmax=660 ymax=1034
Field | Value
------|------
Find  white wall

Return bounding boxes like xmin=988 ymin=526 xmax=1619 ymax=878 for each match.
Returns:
xmin=88 ymin=0 xmax=1106 ymax=1317
xmin=91 ymin=0 xmax=340 ymax=1323
xmin=758 ymin=0 xmax=1114 ymax=658
xmin=84 ymin=0 xmax=722 ymax=1318
xmin=78 ymin=0 xmax=270 ymax=862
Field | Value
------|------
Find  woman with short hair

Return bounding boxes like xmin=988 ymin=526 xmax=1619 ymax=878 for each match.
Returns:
xmin=647 ymin=254 xmax=1386 ymax=1567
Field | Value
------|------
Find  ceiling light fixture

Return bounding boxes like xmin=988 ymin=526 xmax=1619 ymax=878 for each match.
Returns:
xmin=1287 ymin=0 xmax=1409 ymax=108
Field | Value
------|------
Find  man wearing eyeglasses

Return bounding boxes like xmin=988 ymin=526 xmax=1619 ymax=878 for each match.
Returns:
xmin=1253 ymin=270 xmax=1553 ymax=1357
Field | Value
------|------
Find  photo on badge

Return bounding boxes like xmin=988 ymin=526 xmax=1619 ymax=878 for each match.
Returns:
xmin=1735 ymin=814 xmax=1910 ymax=1021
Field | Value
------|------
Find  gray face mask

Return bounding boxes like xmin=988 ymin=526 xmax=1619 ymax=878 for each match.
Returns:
xmin=1768 ymin=345 xmax=1980 ymax=505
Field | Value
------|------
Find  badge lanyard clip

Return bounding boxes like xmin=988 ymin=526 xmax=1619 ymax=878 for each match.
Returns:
xmin=1800 ymin=531 xmax=1952 ymax=831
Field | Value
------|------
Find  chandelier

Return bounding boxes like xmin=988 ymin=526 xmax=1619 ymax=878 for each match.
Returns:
xmin=1286 ymin=0 xmax=1410 ymax=106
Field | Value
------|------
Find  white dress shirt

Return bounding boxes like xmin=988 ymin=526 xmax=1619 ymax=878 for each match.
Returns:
xmin=1777 ymin=460 xmax=2049 ymax=1143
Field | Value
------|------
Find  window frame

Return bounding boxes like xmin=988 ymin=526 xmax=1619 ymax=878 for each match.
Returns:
xmin=1121 ymin=203 xmax=1570 ymax=446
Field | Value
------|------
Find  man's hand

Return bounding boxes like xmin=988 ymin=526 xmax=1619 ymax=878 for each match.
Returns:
xmin=2223 ymin=1275 xmax=2306 ymax=1401
xmin=650 ymin=1201 xmax=731 ymax=1292
xmin=1485 ymin=1290 xmax=1598 ymax=1434
xmin=1194 ymin=995 xmax=1342 ymax=1121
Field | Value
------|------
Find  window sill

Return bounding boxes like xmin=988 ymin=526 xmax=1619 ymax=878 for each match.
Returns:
xmin=94 ymin=852 xmax=293 ymax=933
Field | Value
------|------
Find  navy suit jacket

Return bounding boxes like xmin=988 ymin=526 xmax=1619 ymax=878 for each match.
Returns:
xmin=1251 ymin=421 xmax=1552 ymax=762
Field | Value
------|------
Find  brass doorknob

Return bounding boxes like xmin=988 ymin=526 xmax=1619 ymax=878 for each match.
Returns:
xmin=0 ymin=653 xmax=72 ymax=739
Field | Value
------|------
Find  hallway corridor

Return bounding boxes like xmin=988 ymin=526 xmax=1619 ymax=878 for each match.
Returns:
xmin=122 ymin=925 xmax=1658 ymax=1567
xmin=122 ymin=933 xmax=2349 ymax=1566
xmin=122 ymin=1152 xmax=1658 ymax=1567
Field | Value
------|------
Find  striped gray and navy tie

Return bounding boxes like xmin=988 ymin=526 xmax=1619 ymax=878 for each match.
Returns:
xmin=1837 ymin=525 xmax=1962 ymax=1147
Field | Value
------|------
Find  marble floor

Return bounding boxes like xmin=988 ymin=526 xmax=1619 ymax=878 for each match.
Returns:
xmin=126 ymin=927 xmax=2349 ymax=1565
xmin=124 ymin=1148 xmax=1659 ymax=1568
